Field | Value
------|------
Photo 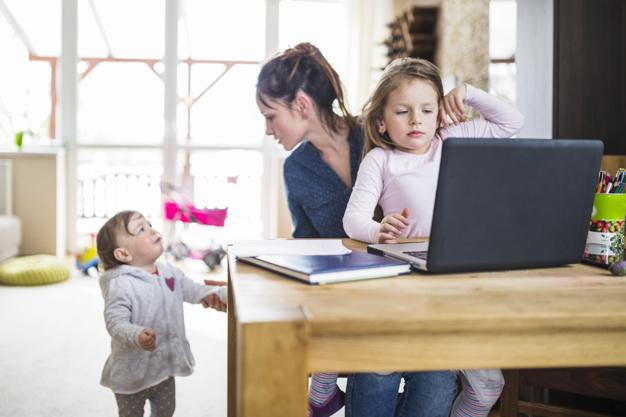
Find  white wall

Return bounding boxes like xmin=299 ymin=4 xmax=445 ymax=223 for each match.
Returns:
xmin=346 ymin=0 xmax=393 ymax=111
xmin=516 ymin=0 xmax=553 ymax=138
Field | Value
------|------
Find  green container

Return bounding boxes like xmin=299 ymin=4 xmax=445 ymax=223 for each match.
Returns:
xmin=591 ymin=193 xmax=626 ymax=221
xmin=584 ymin=193 xmax=626 ymax=266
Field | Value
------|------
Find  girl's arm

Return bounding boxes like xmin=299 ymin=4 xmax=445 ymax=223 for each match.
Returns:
xmin=102 ymin=279 xmax=146 ymax=349
xmin=440 ymin=84 xmax=524 ymax=139
xmin=343 ymin=150 xmax=386 ymax=243
xmin=174 ymin=265 xmax=224 ymax=305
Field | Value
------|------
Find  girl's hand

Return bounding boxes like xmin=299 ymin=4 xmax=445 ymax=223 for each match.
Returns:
xmin=439 ymin=83 xmax=467 ymax=127
xmin=377 ymin=208 xmax=410 ymax=244
xmin=138 ymin=328 xmax=156 ymax=351
xmin=202 ymin=280 xmax=227 ymax=312
xmin=201 ymin=293 xmax=227 ymax=312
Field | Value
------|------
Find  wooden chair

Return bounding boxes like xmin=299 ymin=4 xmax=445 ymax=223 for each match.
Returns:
xmin=501 ymin=368 xmax=626 ymax=417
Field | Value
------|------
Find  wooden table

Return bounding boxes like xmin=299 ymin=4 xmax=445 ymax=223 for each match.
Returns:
xmin=227 ymin=239 xmax=626 ymax=417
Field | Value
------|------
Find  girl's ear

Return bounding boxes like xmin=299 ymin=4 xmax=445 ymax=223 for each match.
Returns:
xmin=377 ymin=119 xmax=386 ymax=134
xmin=293 ymin=91 xmax=313 ymax=118
xmin=113 ymin=247 xmax=132 ymax=264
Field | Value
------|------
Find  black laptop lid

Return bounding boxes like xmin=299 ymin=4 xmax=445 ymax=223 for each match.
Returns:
xmin=427 ymin=138 xmax=603 ymax=273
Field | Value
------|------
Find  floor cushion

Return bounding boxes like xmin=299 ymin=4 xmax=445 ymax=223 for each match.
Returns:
xmin=0 ymin=255 xmax=70 ymax=286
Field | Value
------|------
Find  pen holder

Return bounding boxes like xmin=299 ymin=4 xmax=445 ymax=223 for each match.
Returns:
xmin=583 ymin=193 xmax=626 ymax=266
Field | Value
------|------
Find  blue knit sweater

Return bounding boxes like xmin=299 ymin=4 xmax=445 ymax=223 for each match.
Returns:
xmin=283 ymin=126 xmax=364 ymax=238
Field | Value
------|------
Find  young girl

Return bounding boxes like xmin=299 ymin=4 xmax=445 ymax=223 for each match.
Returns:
xmin=256 ymin=42 xmax=361 ymax=417
xmin=343 ymin=57 xmax=524 ymax=417
xmin=97 ymin=210 xmax=227 ymax=417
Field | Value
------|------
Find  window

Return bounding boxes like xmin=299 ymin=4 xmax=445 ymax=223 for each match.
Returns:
xmin=279 ymin=0 xmax=348 ymax=79
xmin=1 ymin=0 xmax=353 ymax=251
xmin=0 ymin=0 xmax=59 ymax=142
xmin=489 ymin=0 xmax=517 ymax=103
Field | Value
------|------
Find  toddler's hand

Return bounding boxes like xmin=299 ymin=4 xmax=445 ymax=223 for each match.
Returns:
xmin=202 ymin=280 xmax=227 ymax=312
xmin=138 ymin=328 xmax=156 ymax=351
xmin=439 ymin=83 xmax=467 ymax=127
xmin=377 ymin=208 xmax=410 ymax=244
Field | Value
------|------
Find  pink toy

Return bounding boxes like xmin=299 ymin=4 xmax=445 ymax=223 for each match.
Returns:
xmin=163 ymin=200 xmax=227 ymax=226
xmin=161 ymin=182 xmax=227 ymax=226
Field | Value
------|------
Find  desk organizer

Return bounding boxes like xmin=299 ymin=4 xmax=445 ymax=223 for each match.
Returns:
xmin=583 ymin=193 xmax=626 ymax=266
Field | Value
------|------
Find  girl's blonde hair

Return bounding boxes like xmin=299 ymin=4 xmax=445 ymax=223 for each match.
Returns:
xmin=362 ymin=57 xmax=444 ymax=155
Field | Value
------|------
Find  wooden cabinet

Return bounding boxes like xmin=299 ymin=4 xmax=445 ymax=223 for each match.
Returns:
xmin=553 ymin=0 xmax=626 ymax=155
xmin=0 ymin=148 xmax=66 ymax=257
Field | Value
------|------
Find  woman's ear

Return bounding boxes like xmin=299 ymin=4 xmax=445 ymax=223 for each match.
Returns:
xmin=113 ymin=247 xmax=132 ymax=264
xmin=293 ymin=91 xmax=313 ymax=118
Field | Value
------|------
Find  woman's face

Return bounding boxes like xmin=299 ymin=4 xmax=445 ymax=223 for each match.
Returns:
xmin=256 ymin=94 xmax=307 ymax=151
xmin=378 ymin=78 xmax=439 ymax=155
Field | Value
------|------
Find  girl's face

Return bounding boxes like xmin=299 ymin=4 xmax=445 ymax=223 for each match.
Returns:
xmin=378 ymin=78 xmax=439 ymax=155
xmin=256 ymin=95 xmax=307 ymax=151
xmin=116 ymin=213 xmax=163 ymax=269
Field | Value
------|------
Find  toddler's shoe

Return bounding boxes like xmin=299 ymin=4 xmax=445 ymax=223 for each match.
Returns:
xmin=309 ymin=386 xmax=345 ymax=417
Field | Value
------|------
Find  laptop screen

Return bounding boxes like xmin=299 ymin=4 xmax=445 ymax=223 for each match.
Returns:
xmin=425 ymin=138 xmax=603 ymax=273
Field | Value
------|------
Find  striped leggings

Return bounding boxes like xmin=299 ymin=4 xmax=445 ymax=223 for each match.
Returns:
xmin=451 ymin=369 xmax=504 ymax=417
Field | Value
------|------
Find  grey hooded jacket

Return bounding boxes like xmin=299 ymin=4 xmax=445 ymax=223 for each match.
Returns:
xmin=99 ymin=262 xmax=219 ymax=394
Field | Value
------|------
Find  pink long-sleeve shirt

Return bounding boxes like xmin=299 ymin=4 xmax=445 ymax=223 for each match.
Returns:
xmin=343 ymin=84 xmax=524 ymax=243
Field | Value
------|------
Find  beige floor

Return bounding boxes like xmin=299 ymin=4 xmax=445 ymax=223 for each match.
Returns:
xmin=0 ymin=259 xmax=230 ymax=417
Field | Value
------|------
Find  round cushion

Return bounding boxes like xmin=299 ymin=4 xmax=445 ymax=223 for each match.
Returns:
xmin=0 ymin=255 xmax=70 ymax=286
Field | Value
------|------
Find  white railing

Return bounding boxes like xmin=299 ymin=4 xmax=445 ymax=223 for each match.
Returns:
xmin=78 ymin=173 xmax=162 ymax=219
xmin=77 ymin=172 xmax=263 ymax=241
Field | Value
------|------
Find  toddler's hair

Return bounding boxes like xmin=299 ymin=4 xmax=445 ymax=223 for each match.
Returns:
xmin=362 ymin=57 xmax=444 ymax=155
xmin=96 ymin=210 xmax=137 ymax=271
xmin=256 ymin=42 xmax=356 ymax=134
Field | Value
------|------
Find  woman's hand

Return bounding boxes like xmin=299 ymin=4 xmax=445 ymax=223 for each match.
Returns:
xmin=439 ymin=83 xmax=467 ymax=128
xmin=377 ymin=208 xmax=410 ymax=244
xmin=138 ymin=328 xmax=156 ymax=351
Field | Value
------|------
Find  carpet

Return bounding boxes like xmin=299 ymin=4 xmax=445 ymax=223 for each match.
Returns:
xmin=0 ymin=268 xmax=228 ymax=417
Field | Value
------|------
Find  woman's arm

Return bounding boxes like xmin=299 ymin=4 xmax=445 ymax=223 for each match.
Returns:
xmin=343 ymin=151 xmax=386 ymax=243
xmin=440 ymin=84 xmax=524 ymax=139
xmin=287 ymin=197 xmax=320 ymax=238
xmin=283 ymin=163 xmax=321 ymax=238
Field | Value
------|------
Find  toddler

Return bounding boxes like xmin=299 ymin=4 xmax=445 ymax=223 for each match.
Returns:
xmin=97 ymin=210 xmax=227 ymax=417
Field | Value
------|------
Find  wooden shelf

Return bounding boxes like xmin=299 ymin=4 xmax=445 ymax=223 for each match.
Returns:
xmin=384 ymin=6 xmax=439 ymax=64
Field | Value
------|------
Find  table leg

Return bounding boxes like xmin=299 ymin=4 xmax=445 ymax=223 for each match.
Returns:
xmin=501 ymin=369 xmax=520 ymax=417
xmin=227 ymin=277 xmax=236 ymax=417
xmin=236 ymin=320 xmax=308 ymax=417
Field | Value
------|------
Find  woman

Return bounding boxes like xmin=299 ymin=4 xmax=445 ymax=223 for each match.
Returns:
xmin=256 ymin=43 xmax=457 ymax=417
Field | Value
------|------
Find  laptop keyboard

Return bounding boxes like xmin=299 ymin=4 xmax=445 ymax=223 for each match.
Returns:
xmin=404 ymin=251 xmax=428 ymax=261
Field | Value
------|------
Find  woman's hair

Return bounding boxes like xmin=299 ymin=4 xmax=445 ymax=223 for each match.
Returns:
xmin=256 ymin=42 xmax=356 ymax=134
xmin=96 ymin=210 xmax=137 ymax=271
xmin=362 ymin=57 xmax=444 ymax=155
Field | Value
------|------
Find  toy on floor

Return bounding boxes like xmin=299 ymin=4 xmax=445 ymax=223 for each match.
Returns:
xmin=161 ymin=182 xmax=228 ymax=270
xmin=76 ymin=233 xmax=99 ymax=278
xmin=165 ymin=240 xmax=226 ymax=271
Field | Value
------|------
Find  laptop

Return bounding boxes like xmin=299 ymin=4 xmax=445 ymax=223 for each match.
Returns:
xmin=367 ymin=138 xmax=603 ymax=273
